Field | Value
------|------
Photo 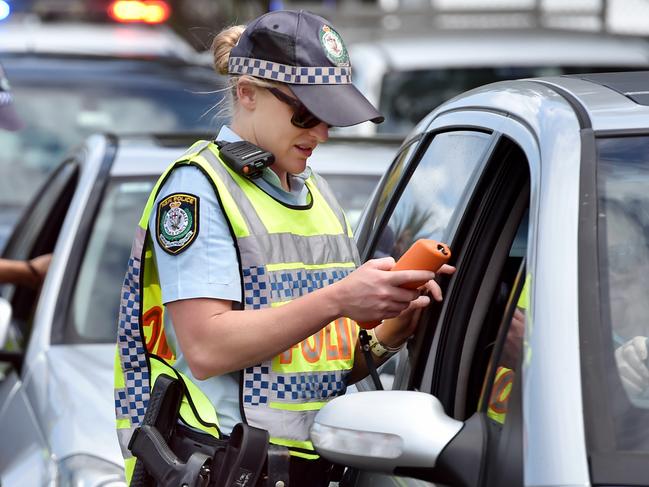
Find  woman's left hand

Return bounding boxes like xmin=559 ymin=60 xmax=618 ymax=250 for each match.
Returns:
xmin=375 ymin=264 xmax=456 ymax=347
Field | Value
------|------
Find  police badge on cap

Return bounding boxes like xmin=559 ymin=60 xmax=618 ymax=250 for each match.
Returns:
xmin=0 ymin=62 xmax=24 ymax=132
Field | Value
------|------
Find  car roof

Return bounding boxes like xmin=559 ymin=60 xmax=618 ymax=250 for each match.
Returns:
xmin=0 ymin=19 xmax=201 ymax=62
xmin=349 ymin=29 xmax=649 ymax=70
xmin=412 ymin=70 xmax=649 ymax=138
xmin=109 ymin=135 xmax=400 ymax=178
xmin=539 ymin=71 xmax=649 ymax=131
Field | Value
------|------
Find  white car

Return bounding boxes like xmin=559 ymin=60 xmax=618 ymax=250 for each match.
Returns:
xmin=0 ymin=133 xmax=396 ymax=486
xmin=343 ymin=29 xmax=649 ymax=136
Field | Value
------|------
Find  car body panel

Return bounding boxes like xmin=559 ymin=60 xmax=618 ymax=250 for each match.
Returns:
xmin=42 ymin=345 xmax=120 ymax=465
xmin=0 ymin=131 xmax=396 ymax=485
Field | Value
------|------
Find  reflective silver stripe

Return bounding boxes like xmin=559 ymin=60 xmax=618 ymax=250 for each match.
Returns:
xmin=116 ymin=426 xmax=137 ymax=459
xmin=198 ymin=145 xmax=267 ymax=235
xmin=180 ymin=140 xmax=211 ymax=160
xmin=310 ymin=172 xmax=348 ymax=235
xmin=239 ymin=233 xmax=359 ymax=267
xmin=245 ymin=407 xmax=319 ymax=443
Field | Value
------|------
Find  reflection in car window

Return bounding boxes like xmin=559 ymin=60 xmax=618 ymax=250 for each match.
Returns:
xmin=364 ymin=131 xmax=490 ymax=391
xmin=373 ymin=131 xmax=491 ymax=261
xmin=70 ymin=179 xmax=154 ymax=342
xmin=597 ymin=135 xmax=649 ymax=451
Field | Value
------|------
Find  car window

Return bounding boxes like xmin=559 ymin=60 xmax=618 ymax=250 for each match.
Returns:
xmin=361 ymin=130 xmax=492 ymax=390
xmin=371 ymin=130 xmax=492 ymax=262
xmin=67 ymin=178 xmax=154 ymax=343
xmin=352 ymin=134 xmax=531 ymax=485
xmin=356 ymin=140 xmax=419 ymax=249
xmin=595 ymin=135 xmax=649 ymax=454
xmin=432 ymin=136 xmax=530 ymax=486
xmin=1 ymin=160 xmax=79 ymax=351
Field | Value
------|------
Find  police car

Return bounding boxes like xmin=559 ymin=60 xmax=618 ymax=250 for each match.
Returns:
xmin=0 ymin=132 xmax=396 ymax=486
xmin=0 ymin=1 xmax=224 ymax=248
xmin=311 ymin=71 xmax=649 ymax=487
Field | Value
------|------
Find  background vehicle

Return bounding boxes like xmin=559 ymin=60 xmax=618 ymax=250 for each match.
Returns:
xmin=0 ymin=132 xmax=396 ymax=486
xmin=312 ymin=71 xmax=649 ymax=486
xmin=342 ymin=29 xmax=649 ymax=136
xmin=0 ymin=14 xmax=224 ymax=247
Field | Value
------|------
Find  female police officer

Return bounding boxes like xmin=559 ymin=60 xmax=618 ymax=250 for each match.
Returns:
xmin=115 ymin=9 xmax=453 ymax=486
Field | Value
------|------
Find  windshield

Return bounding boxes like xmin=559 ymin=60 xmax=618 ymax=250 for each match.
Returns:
xmin=596 ymin=135 xmax=649 ymax=454
xmin=0 ymin=57 xmax=223 ymax=210
xmin=378 ymin=66 xmax=641 ymax=134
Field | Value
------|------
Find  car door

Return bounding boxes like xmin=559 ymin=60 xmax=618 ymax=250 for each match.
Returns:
xmin=347 ymin=111 xmax=538 ymax=486
xmin=0 ymin=157 xmax=79 ymax=484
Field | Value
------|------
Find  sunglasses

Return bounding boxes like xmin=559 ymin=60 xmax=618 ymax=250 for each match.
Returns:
xmin=266 ymin=87 xmax=328 ymax=129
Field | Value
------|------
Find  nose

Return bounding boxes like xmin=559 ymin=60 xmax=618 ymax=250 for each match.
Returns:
xmin=309 ymin=121 xmax=329 ymax=143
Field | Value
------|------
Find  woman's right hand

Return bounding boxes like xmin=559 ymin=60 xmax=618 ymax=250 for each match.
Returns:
xmin=331 ymin=257 xmax=435 ymax=323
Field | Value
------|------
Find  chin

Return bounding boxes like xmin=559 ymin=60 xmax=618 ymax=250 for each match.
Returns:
xmin=290 ymin=159 xmax=308 ymax=174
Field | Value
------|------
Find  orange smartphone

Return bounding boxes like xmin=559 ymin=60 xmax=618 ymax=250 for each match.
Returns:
xmin=358 ymin=239 xmax=451 ymax=329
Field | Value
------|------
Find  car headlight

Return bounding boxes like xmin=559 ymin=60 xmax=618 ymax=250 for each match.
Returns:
xmin=57 ymin=454 xmax=126 ymax=487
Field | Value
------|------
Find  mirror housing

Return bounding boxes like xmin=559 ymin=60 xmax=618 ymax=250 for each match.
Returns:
xmin=311 ymin=391 xmax=487 ymax=486
xmin=0 ymin=296 xmax=12 ymax=349
xmin=311 ymin=391 xmax=462 ymax=472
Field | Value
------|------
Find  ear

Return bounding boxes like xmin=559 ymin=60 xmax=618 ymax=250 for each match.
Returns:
xmin=236 ymin=80 xmax=258 ymax=111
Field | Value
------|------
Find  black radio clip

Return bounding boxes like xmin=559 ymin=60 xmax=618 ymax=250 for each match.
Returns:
xmin=215 ymin=140 xmax=275 ymax=179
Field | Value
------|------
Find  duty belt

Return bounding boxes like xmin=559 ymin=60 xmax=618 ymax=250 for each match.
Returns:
xmin=128 ymin=374 xmax=290 ymax=487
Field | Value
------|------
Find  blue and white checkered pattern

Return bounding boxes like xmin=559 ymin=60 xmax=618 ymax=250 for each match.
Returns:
xmin=229 ymin=57 xmax=352 ymax=85
xmin=115 ymin=256 xmax=150 ymax=425
xmin=243 ymin=365 xmax=271 ymax=406
xmin=272 ymin=372 xmax=347 ymax=401
xmin=269 ymin=268 xmax=350 ymax=301
xmin=243 ymin=265 xmax=269 ymax=309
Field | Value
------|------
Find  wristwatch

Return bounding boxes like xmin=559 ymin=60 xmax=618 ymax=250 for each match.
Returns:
xmin=366 ymin=328 xmax=403 ymax=358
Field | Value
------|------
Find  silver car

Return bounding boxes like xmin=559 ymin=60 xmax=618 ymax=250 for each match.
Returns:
xmin=0 ymin=134 xmax=397 ymax=486
xmin=312 ymin=71 xmax=649 ymax=486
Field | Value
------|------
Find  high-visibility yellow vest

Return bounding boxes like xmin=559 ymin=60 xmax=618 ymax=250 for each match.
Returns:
xmin=114 ymin=141 xmax=359 ymax=482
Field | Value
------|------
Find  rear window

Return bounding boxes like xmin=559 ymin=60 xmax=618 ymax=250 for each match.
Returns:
xmin=378 ymin=66 xmax=642 ymax=134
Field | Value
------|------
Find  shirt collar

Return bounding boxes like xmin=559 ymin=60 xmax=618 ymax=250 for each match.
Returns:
xmin=215 ymin=126 xmax=311 ymax=194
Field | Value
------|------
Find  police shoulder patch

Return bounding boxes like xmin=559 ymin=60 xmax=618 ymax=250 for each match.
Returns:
xmin=156 ymin=193 xmax=199 ymax=255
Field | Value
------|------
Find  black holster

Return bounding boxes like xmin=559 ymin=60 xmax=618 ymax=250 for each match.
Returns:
xmin=128 ymin=374 xmax=290 ymax=487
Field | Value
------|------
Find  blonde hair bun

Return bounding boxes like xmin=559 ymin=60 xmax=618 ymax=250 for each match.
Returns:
xmin=211 ymin=25 xmax=245 ymax=75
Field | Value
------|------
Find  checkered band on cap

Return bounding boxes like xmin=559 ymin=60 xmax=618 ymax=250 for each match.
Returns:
xmin=229 ymin=57 xmax=352 ymax=85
